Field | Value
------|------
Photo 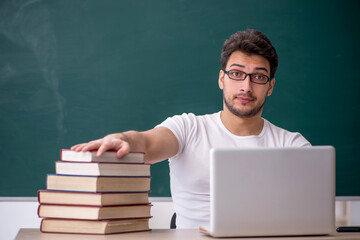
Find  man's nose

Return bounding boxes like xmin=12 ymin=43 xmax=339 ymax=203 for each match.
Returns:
xmin=239 ymin=75 xmax=253 ymax=92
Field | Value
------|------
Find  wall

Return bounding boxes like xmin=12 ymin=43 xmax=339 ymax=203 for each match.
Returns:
xmin=1 ymin=0 xmax=360 ymax=198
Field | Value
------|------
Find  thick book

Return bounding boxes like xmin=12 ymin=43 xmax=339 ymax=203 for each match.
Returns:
xmin=40 ymin=218 xmax=151 ymax=235
xmin=38 ymin=190 xmax=150 ymax=206
xmin=55 ymin=161 xmax=151 ymax=176
xmin=38 ymin=204 xmax=152 ymax=220
xmin=61 ymin=149 xmax=145 ymax=163
xmin=46 ymin=174 xmax=151 ymax=192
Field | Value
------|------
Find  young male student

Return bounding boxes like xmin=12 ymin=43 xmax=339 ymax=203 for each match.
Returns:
xmin=71 ymin=29 xmax=311 ymax=229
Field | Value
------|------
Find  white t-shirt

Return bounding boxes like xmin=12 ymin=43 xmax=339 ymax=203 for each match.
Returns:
xmin=156 ymin=112 xmax=311 ymax=229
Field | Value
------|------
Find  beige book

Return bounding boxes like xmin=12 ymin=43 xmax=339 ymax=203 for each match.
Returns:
xmin=38 ymin=204 xmax=152 ymax=220
xmin=38 ymin=190 xmax=150 ymax=206
xmin=41 ymin=218 xmax=150 ymax=234
xmin=46 ymin=175 xmax=151 ymax=192
xmin=55 ymin=161 xmax=151 ymax=176
xmin=61 ymin=149 xmax=145 ymax=163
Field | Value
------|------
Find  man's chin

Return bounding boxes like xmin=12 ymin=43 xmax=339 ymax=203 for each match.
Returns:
xmin=224 ymin=96 xmax=266 ymax=118
xmin=228 ymin=106 xmax=262 ymax=118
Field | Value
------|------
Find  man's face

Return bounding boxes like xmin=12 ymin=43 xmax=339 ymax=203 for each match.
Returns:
xmin=218 ymin=50 xmax=275 ymax=118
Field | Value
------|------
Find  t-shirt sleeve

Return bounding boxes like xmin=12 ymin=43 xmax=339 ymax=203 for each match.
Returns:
xmin=287 ymin=132 xmax=312 ymax=147
xmin=265 ymin=120 xmax=312 ymax=147
xmin=155 ymin=113 xmax=196 ymax=159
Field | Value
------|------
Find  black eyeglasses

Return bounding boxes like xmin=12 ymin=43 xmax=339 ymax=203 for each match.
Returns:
xmin=223 ymin=69 xmax=271 ymax=85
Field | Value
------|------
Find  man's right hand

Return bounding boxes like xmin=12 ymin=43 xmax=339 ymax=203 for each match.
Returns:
xmin=70 ymin=127 xmax=179 ymax=164
xmin=71 ymin=133 xmax=130 ymax=159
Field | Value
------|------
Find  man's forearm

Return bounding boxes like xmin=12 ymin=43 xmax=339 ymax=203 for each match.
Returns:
xmin=71 ymin=127 xmax=178 ymax=164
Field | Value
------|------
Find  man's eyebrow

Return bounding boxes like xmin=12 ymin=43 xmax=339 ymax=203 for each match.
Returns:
xmin=254 ymin=67 xmax=269 ymax=73
xmin=255 ymin=67 xmax=269 ymax=73
xmin=229 ymin=64 xmax=245 ymax=68
xmin=229 ymin=64 xmax=269 ymax=73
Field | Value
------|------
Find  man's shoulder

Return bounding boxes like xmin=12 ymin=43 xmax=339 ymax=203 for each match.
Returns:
xmin=171 ymin=112 xmax=220 ymax=122
xmin=263 ymin=119 xmax=311 ymax=147
xmin=157 ymin=112 xmax=220 ymax=129
xmin=264 ymin=119 xmax=297 ymax=134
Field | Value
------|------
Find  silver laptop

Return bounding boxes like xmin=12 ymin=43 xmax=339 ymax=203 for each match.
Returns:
xmin=200 ymin=146 xmax=335 ymax=237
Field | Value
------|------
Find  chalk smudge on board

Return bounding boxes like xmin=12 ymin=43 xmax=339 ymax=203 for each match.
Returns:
xmin=0 ymin=0 xmax=66 ymax=143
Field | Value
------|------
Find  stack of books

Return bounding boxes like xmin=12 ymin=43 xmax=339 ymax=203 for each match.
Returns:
xmin=38 ymin=149 xmax=152 ymax=234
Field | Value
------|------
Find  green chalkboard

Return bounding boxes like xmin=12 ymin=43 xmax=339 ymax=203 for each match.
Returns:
xmin=0 ymin=0 xmax=359 ymax=197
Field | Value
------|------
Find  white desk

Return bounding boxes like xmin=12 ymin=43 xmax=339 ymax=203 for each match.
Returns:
xmin=15 ymin=228 xmax=360 ymax=240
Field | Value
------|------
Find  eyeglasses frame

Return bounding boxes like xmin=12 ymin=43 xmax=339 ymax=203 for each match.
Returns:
xmin=223 ymin=69 xmax=271 ymax=85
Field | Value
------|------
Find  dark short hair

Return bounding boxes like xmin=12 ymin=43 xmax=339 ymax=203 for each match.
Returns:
xmin=221 ymin=29 xmax=279 ymax=79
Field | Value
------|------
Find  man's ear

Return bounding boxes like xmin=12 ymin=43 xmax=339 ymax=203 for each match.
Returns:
xmin=218 ymin=70 xmax=224 ymax=90
xmin=267 ymin=78 xmax=276 ymax=96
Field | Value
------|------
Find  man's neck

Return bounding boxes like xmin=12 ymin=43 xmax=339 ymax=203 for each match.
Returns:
xmin=220 ymin=109 xmax=264 ymax=136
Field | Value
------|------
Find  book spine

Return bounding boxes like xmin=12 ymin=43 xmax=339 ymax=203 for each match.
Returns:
xmin=37 ymin=190 xmax=41 ymax=203
xmin=48 ymin=174 xmax=152 ymax=178
xmin=40 ymin=216 xmax=152 ymax=221
xmin=40 ymin=228 xmax=152 ymax=235
xmin=56 ymin=161 xmax=151 ymax=165
xmin=39 ymin=219 xmax=44 ymax=233
xmin=61 ymin=149 xmax=146 ymax=154
xmin=39 ymin=189 xmax=152 ymax=194
xmin=39 ymin=203 xmax=153 ymax=208
xmin=37 ymin=204 xmax=41 ymax=218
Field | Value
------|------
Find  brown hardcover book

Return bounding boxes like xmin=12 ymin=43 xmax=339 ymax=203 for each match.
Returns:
xmin=38 ymin=204 xmax=152 ymax=220
xmin=38 ymin=190 xmax=150 ymax=206
xmin=61 ymin=149 xmax=145 ymax=163
xmin=55 ymin=161 xmax=151 ymax=176
xmin=40 ymin=218 xmax=151 ymax=234
xmin=46 ymin=175 xmax=151 ymax=192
